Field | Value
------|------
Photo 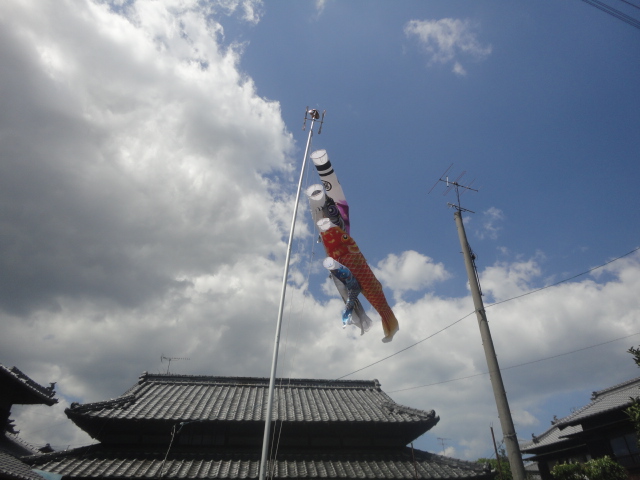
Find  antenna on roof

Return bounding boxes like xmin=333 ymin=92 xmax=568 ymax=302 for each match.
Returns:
xmin=160 ymin=355 xmax=190 ymax=374
xmin=437 ymin=437 xmax=451 ymax=456
xmin=428 ymin=163 xmax=478 ymax=214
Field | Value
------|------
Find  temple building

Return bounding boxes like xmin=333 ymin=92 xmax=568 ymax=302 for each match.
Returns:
xmin=25 ymin=372 xmax=494 ymax=480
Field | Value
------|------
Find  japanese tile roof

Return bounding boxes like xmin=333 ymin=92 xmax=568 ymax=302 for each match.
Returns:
xmin=0 ymin=365 xmax=57 ymax=406
xmin=555 ymin=376 xmax=640 ymax=428
xmin=1 ymin=433 xmax=44 ymax=458
xmin=66 ymin=373 xmax=438 ymax=425
xmin=519 ymin=421 xmax=583 ymax=454
xmin=25 ymin=445 xmax=494 ymax=480
xmin=0 ymin=450 xmax=45 ymax=480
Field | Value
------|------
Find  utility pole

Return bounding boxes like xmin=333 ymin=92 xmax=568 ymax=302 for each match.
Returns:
xmin=430 ymin=167 xmax=526 ymax=480
xmin=454 ymin=210 xmax=526 ymax=480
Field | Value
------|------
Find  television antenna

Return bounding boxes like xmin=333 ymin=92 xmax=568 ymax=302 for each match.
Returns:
xmin=160 ymin=355 xmax=190 ymax=374
xmin=428 ymin=163 xmax=477 ymax=213
xmin=437 ymin=437 xmax=451 ymax=456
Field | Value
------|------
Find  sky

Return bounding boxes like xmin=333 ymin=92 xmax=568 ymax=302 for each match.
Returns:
xmin=1 ymin=0 xmax=640 ymax=463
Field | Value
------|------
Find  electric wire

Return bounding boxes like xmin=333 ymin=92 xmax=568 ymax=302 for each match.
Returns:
xmin=580 ymin=0 xmax=640 ymax=30
xmin=334 ymin=311 xmax=476 ymax=381
xmin=618 ymin=0 xmax=640 ymax=11
xmin=387 ymin=331 xmax=640 ymax=393
xmin=158 ymin=423 xmax=178 ymax=478
xmin=335 ymin=246 xmax=640 ymax=381
xmin=486 ymin=246 xmax=640 ymax=310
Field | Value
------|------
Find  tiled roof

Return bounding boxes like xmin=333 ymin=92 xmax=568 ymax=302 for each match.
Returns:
xmin=1 ymin=433 xmax=44 ymax=458
xmin=25 ymin=445 xmax=494 ymax=480
xmin=0 ymin=365 xmax=57 ymax=406
xmin=519 ymin=421 xmax=583 ymax=454
xmin=0 ymin=450 xmax=45 ymax=480
xmin=555 ymin=376 xmax=640 ymax=428
xmin=66 ymin=374 xmax=438 ymax=425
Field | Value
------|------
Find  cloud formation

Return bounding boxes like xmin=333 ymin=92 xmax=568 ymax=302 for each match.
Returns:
xmin=0 ymin=0 xmax=289 ymax=316
xmin=404 ymin=18 xmax=492 ymax=75
xmin=1 ymin=0 xmax=639 ymax=464
xmin=476 ymin=207 xmax=505 ymax=240
xmin=374 ymin=250 xmax=451 ymax=301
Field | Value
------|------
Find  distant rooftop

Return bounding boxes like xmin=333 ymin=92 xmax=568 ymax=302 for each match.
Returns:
xmin=521 ymin=376 xmax=640 ymax=456
xmin=556 ymin=376 xmax=640 ymax=428
xmin=520 ymin=420 xmax=582 ymax=454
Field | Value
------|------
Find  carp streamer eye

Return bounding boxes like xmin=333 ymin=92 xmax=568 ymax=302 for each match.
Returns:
xmin=342 ymin=234 xmax=349 ymax=241
xmin=326 ymin=204 xmax=339 ymax=218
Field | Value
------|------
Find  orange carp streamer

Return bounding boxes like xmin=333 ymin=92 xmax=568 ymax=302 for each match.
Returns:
xmin=318 ymin=219 xmax=399 ymax=342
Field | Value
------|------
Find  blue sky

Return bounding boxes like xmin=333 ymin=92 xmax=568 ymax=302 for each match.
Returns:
xmin=1 ymin=0 xmax=639 ymax=462
xmin=237 ymin=0 xmax=640 ymax=300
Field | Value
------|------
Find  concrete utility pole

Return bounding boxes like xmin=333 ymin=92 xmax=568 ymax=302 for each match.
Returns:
xmin=454 ymin=210 xmax=526 ymax=480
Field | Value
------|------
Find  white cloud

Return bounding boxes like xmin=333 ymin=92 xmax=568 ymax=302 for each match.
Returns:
xmin=1 ymin=0 xmax=640 ymax=465
xmin=374 ymin=250 xmax=451 ymax=301
xmin=315 ymin=0 xmax=328 ymax=16
xmin=480 ymin=255 xmax=543 ymax=302
xmin=0 ymin=0 xmax=291 ymax=316
xmin=452 ymin=61 xmax=467 ymax=77
xmin=404 ymin=18 xmax=492 ymax=75
xmin=476 ymin=207 xmax=505 ymax=240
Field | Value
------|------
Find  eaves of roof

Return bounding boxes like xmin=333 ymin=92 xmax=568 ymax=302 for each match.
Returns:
xmin=0 ymin=366 xmax=57 ymax=406
xmin=24 ymin=445 xmax=494 ymax=480
xmin=520 ymin=423 xmax=583 ymax=454
xmin=1 ymin=433 xmax=44 ymax=457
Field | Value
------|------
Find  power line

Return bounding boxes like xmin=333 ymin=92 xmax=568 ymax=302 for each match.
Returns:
xmin=580 ymin=0 xmax=640 ymax=30
xmin=486 ymin=246 xmax=640 ymax=310
xmin=387 ymin=331 xmax=640 ymax=393
xmin=334 ymin=311 xmax=475 ymax=380
xmin=335 ymin=246 xmax=640 ymax=381
xmin=618 ymin=0 xmax=640 ymax=11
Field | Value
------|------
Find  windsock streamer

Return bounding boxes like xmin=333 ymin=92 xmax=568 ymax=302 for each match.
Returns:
xmin=318 ymin=218 xmax=399 ymax=342
xmin=306 ymin=150 xmax=399 ymax=342
xmin=305 ymin=183 xmax=345 ymax=233
xmin=323 ymin=257 xmax=372 ymax=334
xmin=310 ymin=150 xmax=350 ymax=234
xmin=306 ymin=184 xmax=328 ymax=228
xmin=329 ymin=276 xmax=373 ymax=335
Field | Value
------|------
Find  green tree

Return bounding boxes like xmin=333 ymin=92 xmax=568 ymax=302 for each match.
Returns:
xmin=477 ymin=448 xmax=512 ymax=480
xmin=550 ymin=462 xmax=584 ymax=480
xmin=551 ymin=456 xmax=626 ymax=480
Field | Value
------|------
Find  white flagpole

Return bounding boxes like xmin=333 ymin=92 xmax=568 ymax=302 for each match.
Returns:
xmin=258 ymin=108 xmax=324 ymax=480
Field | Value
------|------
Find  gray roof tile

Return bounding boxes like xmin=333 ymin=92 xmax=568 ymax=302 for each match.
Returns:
xmin=556 ymin=376 xmax=640 ymax=428
xmin=26 ymin=446 xmax=493 ymax=480
xmin=0 ymin=450 xmax=46 ymax=480
xmin=67 ymin=374 xmax=437 ymax=425
xmin=519 ymin=422 xmax=582 ymax=453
